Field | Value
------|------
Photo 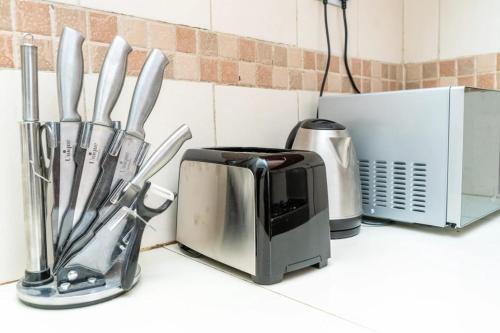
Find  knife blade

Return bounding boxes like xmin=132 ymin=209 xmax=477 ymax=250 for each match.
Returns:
xmin=55 ymin=124 xmax=192 ymax=273
xmin=63 ymin=48 xmax=168 ymax=250
xmin=55 ymin=36 xmax=132 ymax=258
xmin=50 ymin=27 xmax=84 ymax=254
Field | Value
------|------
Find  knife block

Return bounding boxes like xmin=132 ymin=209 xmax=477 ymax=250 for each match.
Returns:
xmin=16 ymin=125 xmax=168 ymax=309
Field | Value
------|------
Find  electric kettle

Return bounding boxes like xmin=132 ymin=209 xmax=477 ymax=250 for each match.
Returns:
xmin=286 ymin=119 xmax=362 ymax=239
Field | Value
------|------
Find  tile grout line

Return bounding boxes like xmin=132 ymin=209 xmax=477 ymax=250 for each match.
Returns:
xmin=163 ymin=246 xmax=380 ymax=333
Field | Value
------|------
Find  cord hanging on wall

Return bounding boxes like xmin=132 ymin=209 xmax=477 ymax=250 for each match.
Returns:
xmin=318 ymin=0 xmax=359 ymax=118
xmin=341 ymin=0 xmax=360 ymax=94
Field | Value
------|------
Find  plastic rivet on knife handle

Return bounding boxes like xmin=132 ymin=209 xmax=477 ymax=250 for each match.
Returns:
xmin=93 ymin=36 xmax=132 ymax=127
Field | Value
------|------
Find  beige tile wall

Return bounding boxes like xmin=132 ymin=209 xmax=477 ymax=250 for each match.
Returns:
xmin=0 ymin=0 xmax=403 ymax=93
xmin=405 ymin=54 xmax=500 ymax=90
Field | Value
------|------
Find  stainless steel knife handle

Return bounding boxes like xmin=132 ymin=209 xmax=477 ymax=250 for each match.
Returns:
xmin=93 ymin=36 xmax=132 ymax=127
xmin=130 ymin=124 xmax=192 ymax=188
xmin=57 ymin=27 xmax=84 ymax=122
xmin=126 ymin=49 xmax=169 ymax=140
xmin=21 ymin=37 xmax=38 ymax=122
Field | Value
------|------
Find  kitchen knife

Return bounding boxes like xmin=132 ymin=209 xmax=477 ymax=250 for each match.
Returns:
xmin=55 ymin=36 xmax=132 ymax=258
xmin=55 ymin=124 xmax=192 ymax=273
xmin=111 ymin=48 xmax=168 ymax=188
xmin=50 ymin=27 xmax=84 ymax=254
xmin=63 ymin=49 xmax=168 ymax=248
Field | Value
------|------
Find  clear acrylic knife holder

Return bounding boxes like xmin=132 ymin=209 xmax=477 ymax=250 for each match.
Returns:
xmin=17 ymin=139 xmax=175 ymax=309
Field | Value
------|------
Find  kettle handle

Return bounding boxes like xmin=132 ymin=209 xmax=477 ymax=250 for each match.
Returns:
xmin=285 ymin=120 xmax=306 ymax=149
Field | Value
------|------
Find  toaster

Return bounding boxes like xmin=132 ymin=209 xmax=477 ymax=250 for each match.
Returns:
xmin=176 ymin=148 xmax=331 ymax=285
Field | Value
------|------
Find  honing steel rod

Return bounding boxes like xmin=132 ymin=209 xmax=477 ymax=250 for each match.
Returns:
xmin=19 ymin=36 xmax=53 ymax=286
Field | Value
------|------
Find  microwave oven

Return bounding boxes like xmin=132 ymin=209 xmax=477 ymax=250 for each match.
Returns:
xmin=319 ymin=87 xmax=500 ymax=228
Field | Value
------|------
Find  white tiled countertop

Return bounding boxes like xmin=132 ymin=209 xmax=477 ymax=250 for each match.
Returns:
xmin=2 ymin=213 xmax=500 ymax=333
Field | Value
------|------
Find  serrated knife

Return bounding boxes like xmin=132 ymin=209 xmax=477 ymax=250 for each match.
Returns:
xmin=50 ymin=27 xmax=84 ymax=253
xmin=63 ymin=49 xmax=168 ymax=249
xmin=55 ymin=36 xmax=132 ymax=258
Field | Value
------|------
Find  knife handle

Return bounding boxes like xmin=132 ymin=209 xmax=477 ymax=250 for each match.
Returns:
xmin=130 ymin=124 xmax=192 ymax=188
xmin=93 ymin=36 xmax=132 ymax=127
xmin=57 ymin=27 xmax=84 ymax=122
xmin=126 ymin=49 xmax=168 ymax=140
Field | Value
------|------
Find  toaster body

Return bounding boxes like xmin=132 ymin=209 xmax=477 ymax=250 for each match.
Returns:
xmin=176 ymin=148 xmax=331 ymax=285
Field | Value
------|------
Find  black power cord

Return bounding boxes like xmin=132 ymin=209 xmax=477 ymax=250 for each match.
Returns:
xmin=341 ymin=0 xmax=360 ymax=93
xmin=317 ymin=0 xmax=331 ymax=118
xmin=319 ymin=0 xmax=331 ymax=98
xmin=317 ymin=0 xmax=359 ymax=119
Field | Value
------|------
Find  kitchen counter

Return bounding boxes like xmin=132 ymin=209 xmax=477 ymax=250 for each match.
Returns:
xmin=2 ymin=213 xmax=500 ymax=333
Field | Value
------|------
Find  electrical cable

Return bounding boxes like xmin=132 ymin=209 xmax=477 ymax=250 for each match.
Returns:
xmin=319 ymin=0 xmax=331 ymax=98
xmin=341 ymin=0 xmax=360 ymax=94
xmin=317 ymin=0 xmax=332 ymax=118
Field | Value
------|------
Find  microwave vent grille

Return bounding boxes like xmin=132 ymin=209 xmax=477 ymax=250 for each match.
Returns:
xmin=359 ymin=160 xmax=427 ymax=214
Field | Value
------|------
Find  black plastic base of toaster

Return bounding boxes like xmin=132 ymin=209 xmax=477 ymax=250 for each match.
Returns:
xmin=252 ymin=210 xmax=331 ymax=285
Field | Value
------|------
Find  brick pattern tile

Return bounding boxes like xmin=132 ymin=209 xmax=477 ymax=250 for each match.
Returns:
xmin=174 ymin=53 xmax=199 ymax=81
xmin=148 ymin=22 xmax=176 ymax=52
xmin=218 ymin=34 xmax=238 ymax=59
xmin=238 ymin=38 xmax=255 ymax=62
xmin=256 ymin=42 xmax=272 ymax=65
xmin=0 ymin=0 xmax=11 ymax=31
xmin=198 ymin=30 xmax=218 ymax=57
xmin=0 ymin=33 xmax=13 ymax=67
xmin=256 ymin=64 xmax=272 ymax=88
xmin=440 ymin=60 xmax=456 ymax=77
xmin=33 ymin=37 xmax=54 ymax=71
xmin=219 ymin=59 xmax=238 ymax=85
xmin=287 ymin=48 xmax=302 ymax=68
xmin=423 ymin=62 xmax=438 ymax=79
xmin=55 ymin=7 xmax=86 ymax=36
xmin=200 ymin=56 xmax=218 ymax=82
xmin=289 ymin=70 xmax=302 ymax=90
xmin=176 ymin=26 xmax=196 ymax=54
xmin=0 ymin=0 xmax=417 ymax=94
xmin=118 ymin=16 xmax=146 ymax=48
xmin=272 ymin=66 xmax=288 ymax=89
xmin=127 ymin=49 xmax=147 ymax=75
xmin=273 ymin=46 xmax=287 ymax=67
xmin=303 ymin=50 xmax=315 ymax=70
xmin=238 ymin=61 xmax=256 ymax=86
xmin=89 ymin=12 xmax=117 ymax=43
xmin=90 ymin=43 xmax=107 ymax=73
xmin=457 ymin=57 xmax=474 ymax=76
xmin=16 ymin=1 xmax=51 ymax=35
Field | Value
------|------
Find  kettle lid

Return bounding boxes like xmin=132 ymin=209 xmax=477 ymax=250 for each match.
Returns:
xmin=300 ymin=119 xmax=346 ymax=130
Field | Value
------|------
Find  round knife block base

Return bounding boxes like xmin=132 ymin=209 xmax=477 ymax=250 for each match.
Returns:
xmin=16 ymin=265 xmax=141 ymax=309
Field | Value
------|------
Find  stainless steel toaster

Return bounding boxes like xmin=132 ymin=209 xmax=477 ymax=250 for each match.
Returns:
xmin=176 ymin=148 xmax=331 ymax=285
xmin=319 ymin=87 xmax=500 ymax=228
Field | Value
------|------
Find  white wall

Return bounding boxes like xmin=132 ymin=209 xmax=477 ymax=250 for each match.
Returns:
xmin=404 ymin=0 xmax=500 ymax=62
